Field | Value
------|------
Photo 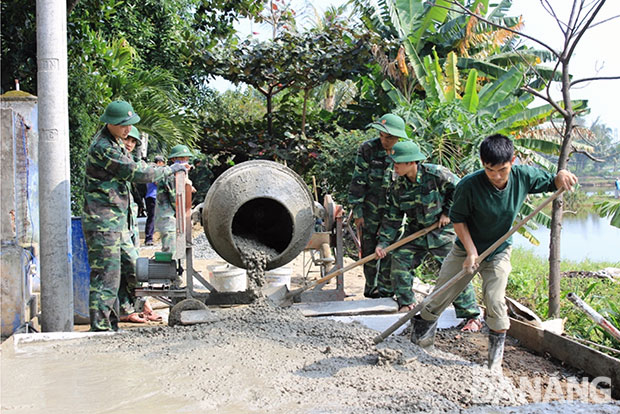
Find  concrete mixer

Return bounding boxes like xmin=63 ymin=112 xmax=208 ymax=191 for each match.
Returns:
xmin=202 ymin=160 xmax=317 ymax=270
xmin=134 ymin=161 xmax=332 ymax=323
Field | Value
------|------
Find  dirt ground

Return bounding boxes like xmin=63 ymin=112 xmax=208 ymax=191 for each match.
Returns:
xmin=3 ymin=228 xmax=617 ymax=413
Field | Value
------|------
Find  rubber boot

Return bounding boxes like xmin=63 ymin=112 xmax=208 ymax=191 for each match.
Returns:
xmin=488 ymin=331 xmax=506 ymax=371
xmin=410 ymin=315 xmax=438 ymax=349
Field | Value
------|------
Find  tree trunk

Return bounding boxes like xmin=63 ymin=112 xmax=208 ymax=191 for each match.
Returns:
xmin=548 ymin=60 xmax=574 ymax=317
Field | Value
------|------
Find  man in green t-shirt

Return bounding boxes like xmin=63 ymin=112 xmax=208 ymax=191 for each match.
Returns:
xmin=410 ymin=134 xmax=577 ymax=371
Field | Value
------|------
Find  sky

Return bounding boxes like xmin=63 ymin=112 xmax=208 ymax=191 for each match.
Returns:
xmin=210 ymin=0 xmax=620 ymax=139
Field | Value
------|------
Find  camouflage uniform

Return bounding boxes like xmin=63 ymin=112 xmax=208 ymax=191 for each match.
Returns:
xmin=117 ymin=150 xmax=143 ymax=316
xmin=377 ymin=163 xmax=480 ymax=318
xmin=348 ymin=137 xmax=394 ymax=297
xmin=189 ymin=156 xmax=214 ymax=207
xmin=155 ymin=173 xmax=177 ymax=256
xmin=82 ymin=126 xmax=171 ymax=331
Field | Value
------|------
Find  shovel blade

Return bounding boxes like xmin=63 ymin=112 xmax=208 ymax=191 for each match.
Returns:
xmin=264 ymin=284 xmax=297 ymax=307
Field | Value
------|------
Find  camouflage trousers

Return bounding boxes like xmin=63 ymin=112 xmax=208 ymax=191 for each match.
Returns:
xmin=360 ymin=219 xmax=391 ymax=298
xmin=84 ymin=227 xmax=140 ymax=331
xmin=386 ymin=242 xmax=480 ymax=319
xmin=155 ymin=202 xmax=176 ymax=256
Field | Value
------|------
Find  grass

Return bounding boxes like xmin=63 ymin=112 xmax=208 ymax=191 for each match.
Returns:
xmin=506 ymin=247 xmax=620 ymax=353
xmin=414 ymin=247 xmax=620 ymax=354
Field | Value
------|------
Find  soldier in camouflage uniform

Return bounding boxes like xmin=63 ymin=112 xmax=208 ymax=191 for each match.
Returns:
xmin=375 ymin=141 xmax=481 ymax=329
xmin=155 ymin=144 xmax=195 ymax=257
xmin=83 ymin=101 xmax=189 ymax=331
xmin=348 ymin=114 xmax=407 ymax=298
xmin=189 ymin=153 xmax=214 ymax=207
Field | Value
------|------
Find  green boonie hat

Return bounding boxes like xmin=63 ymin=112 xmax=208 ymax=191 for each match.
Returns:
xmin=390 ymin=140 xmax=426 ymax=163
xmin=100 ymin=100 xmax=141 ymax=125
xmin=366 ymin=113 xmax=408 ymax=139
xmin=128 ymin=126 xmax=142 ymax=145
xmin=168 ymin=144 xmax=193 ymax=159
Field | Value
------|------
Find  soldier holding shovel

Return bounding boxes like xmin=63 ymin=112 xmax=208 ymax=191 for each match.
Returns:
xmin=348 ymin=114 xmax=407 ymax=298
xmin=375 ymin=140 xmax=481 ymax=333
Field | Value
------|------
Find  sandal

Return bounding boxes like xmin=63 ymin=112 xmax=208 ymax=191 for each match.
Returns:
xmin=460 ymin=318 xmax=482 ymax=333
xmin=143 ymin=310 xmax=163 ymax=322
xmin=120 ymin=312 xmax=149 ymax=323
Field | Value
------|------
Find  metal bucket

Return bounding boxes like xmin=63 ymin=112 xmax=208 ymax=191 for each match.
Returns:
xmin=202 ymin=160 xmax=315 ymax=270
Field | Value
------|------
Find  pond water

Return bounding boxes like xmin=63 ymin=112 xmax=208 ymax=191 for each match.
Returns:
xmin=512 ymin=213 xmax=620 ymax=263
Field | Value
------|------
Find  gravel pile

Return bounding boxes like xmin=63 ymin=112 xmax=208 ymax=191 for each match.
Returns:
xmin=192 ymin=232 xmax=222 ymax=260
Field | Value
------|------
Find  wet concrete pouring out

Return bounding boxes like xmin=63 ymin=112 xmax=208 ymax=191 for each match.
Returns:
xmin=234 ymin=234 xmax=279 ymax=292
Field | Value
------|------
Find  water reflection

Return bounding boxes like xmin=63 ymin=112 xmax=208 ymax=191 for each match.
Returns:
xmin=513 ymin=213 xmax=620 ymax=262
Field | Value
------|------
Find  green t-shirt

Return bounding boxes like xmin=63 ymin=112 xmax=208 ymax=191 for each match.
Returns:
xmin=449 ymin=164 xmax=556 ymax=259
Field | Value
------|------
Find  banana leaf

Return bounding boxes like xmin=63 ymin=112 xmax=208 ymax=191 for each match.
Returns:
xmin=381 ymin=79 xmax=410 ymax=107
xmin=462 ymin=69 xmax=479 ymax=112
xmin=457 ymin=57 xmax=508 ymax=79
xmin=410 ymin=0 xmax=451 ymax=50
xmin=444 ymin=51 xmax=460 ymax=101
xmin=478 ymin=66 xmax=523 ymax=109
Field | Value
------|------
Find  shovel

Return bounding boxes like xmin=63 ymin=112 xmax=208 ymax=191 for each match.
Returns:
xmin=266 ymin=221 xmax=440 ymax=306
xmin=373 ymin=188 xmax=565 ymax=344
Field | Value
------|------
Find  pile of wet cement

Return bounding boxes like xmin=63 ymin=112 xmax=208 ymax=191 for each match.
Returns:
xmin=60 ymin=302 xmax=530 ymax=413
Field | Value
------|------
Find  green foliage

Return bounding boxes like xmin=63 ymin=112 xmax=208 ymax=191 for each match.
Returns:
xmin=507 ymin=247 xmax=620 ymax=352
xmin=594 ymin=198 xmax=620 ymax=229
xmin=2 ymin=0 xmax=263 ymax=215
xmin=204 ymin=24 xmax=374 ymax=134
xmin=308 ymin=128 xmax=376 ymax=206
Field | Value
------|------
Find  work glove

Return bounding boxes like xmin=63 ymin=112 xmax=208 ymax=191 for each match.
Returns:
xmin=170 ymin=163 xmax=188 ymax=174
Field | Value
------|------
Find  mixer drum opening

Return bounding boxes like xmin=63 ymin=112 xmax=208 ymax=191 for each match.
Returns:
xmin=231 ymin=197 xmax=293 ymax=254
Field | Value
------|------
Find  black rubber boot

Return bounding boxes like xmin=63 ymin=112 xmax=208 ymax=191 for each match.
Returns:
xmin=488 ymin=331 xmax=506 ymax=371
xmin=410 ymin=315 xmax=438 ymax=349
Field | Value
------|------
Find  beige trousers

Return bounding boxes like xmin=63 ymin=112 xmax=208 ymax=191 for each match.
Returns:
xmin=420 ymin=244 xmax=512 ymax=331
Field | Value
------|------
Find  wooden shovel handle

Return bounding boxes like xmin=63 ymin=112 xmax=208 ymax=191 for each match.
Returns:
xmin=373 ymin=188 xmax=565 ymax=344
xmin=287 ymin=221 xmax=440 ymax=298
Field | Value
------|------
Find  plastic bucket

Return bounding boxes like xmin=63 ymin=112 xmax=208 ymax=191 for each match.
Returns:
xmin=209 ymin=264 xmax=247 ymax=292
xmin=265 ymin=266 xmax=292 ymax=289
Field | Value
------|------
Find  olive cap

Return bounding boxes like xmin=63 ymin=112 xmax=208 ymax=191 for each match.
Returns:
xmin=128 ymin=126 xmax=142 ymax=144
xmin=100 ymin=100 xmax=140 ymax=125
xmin=390 ymin=140 xmax=426 ymax=163
xmin=168 ymin=144 xmax=193 ymax=159
xmin=366 ymin=113 xmax=408 ymax=139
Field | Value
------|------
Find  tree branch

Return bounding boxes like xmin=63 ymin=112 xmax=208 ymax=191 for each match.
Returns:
xmin=571 ymin=75 xmax=620 ymax=87
xmin=566 ymin=0 xmax=607 ymax=61
xmin=570 ymin=146 xmax=604 ymax=162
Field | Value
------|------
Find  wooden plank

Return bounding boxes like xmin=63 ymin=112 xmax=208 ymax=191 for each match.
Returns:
xmin=508 ymin=316 xmax=620 ymax=400
xmin=292 ymin=298 xmax=398 ymax=317
xmin=542 ymin=330 xmax=620 ymax=400
xmin=507 ymin=318 xmax=544 ymax=353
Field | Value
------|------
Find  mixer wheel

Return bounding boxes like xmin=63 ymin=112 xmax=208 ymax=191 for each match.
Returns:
xmin=168 ymin=298 xmax=208 ymax=327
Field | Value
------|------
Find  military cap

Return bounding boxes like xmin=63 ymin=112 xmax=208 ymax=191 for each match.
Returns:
xmin=100 ymin=100 xmax=140 ymax=125
xmin=128 ymin=126 xmax=142 ymax=145
xmin=168 ymin=144 xmax=193 ymax=159
xmin=366 ymin=114 xmax=408 ymax=139
xmin=390 ymin=140 xmax=426 ymax=163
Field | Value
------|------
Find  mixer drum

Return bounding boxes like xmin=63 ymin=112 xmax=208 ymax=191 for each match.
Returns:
xmin=202 ymin=160 xmax=315 ymax=270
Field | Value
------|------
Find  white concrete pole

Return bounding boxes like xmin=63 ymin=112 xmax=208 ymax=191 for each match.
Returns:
xmin=37 ymin=0 xmax=74 ymax=331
